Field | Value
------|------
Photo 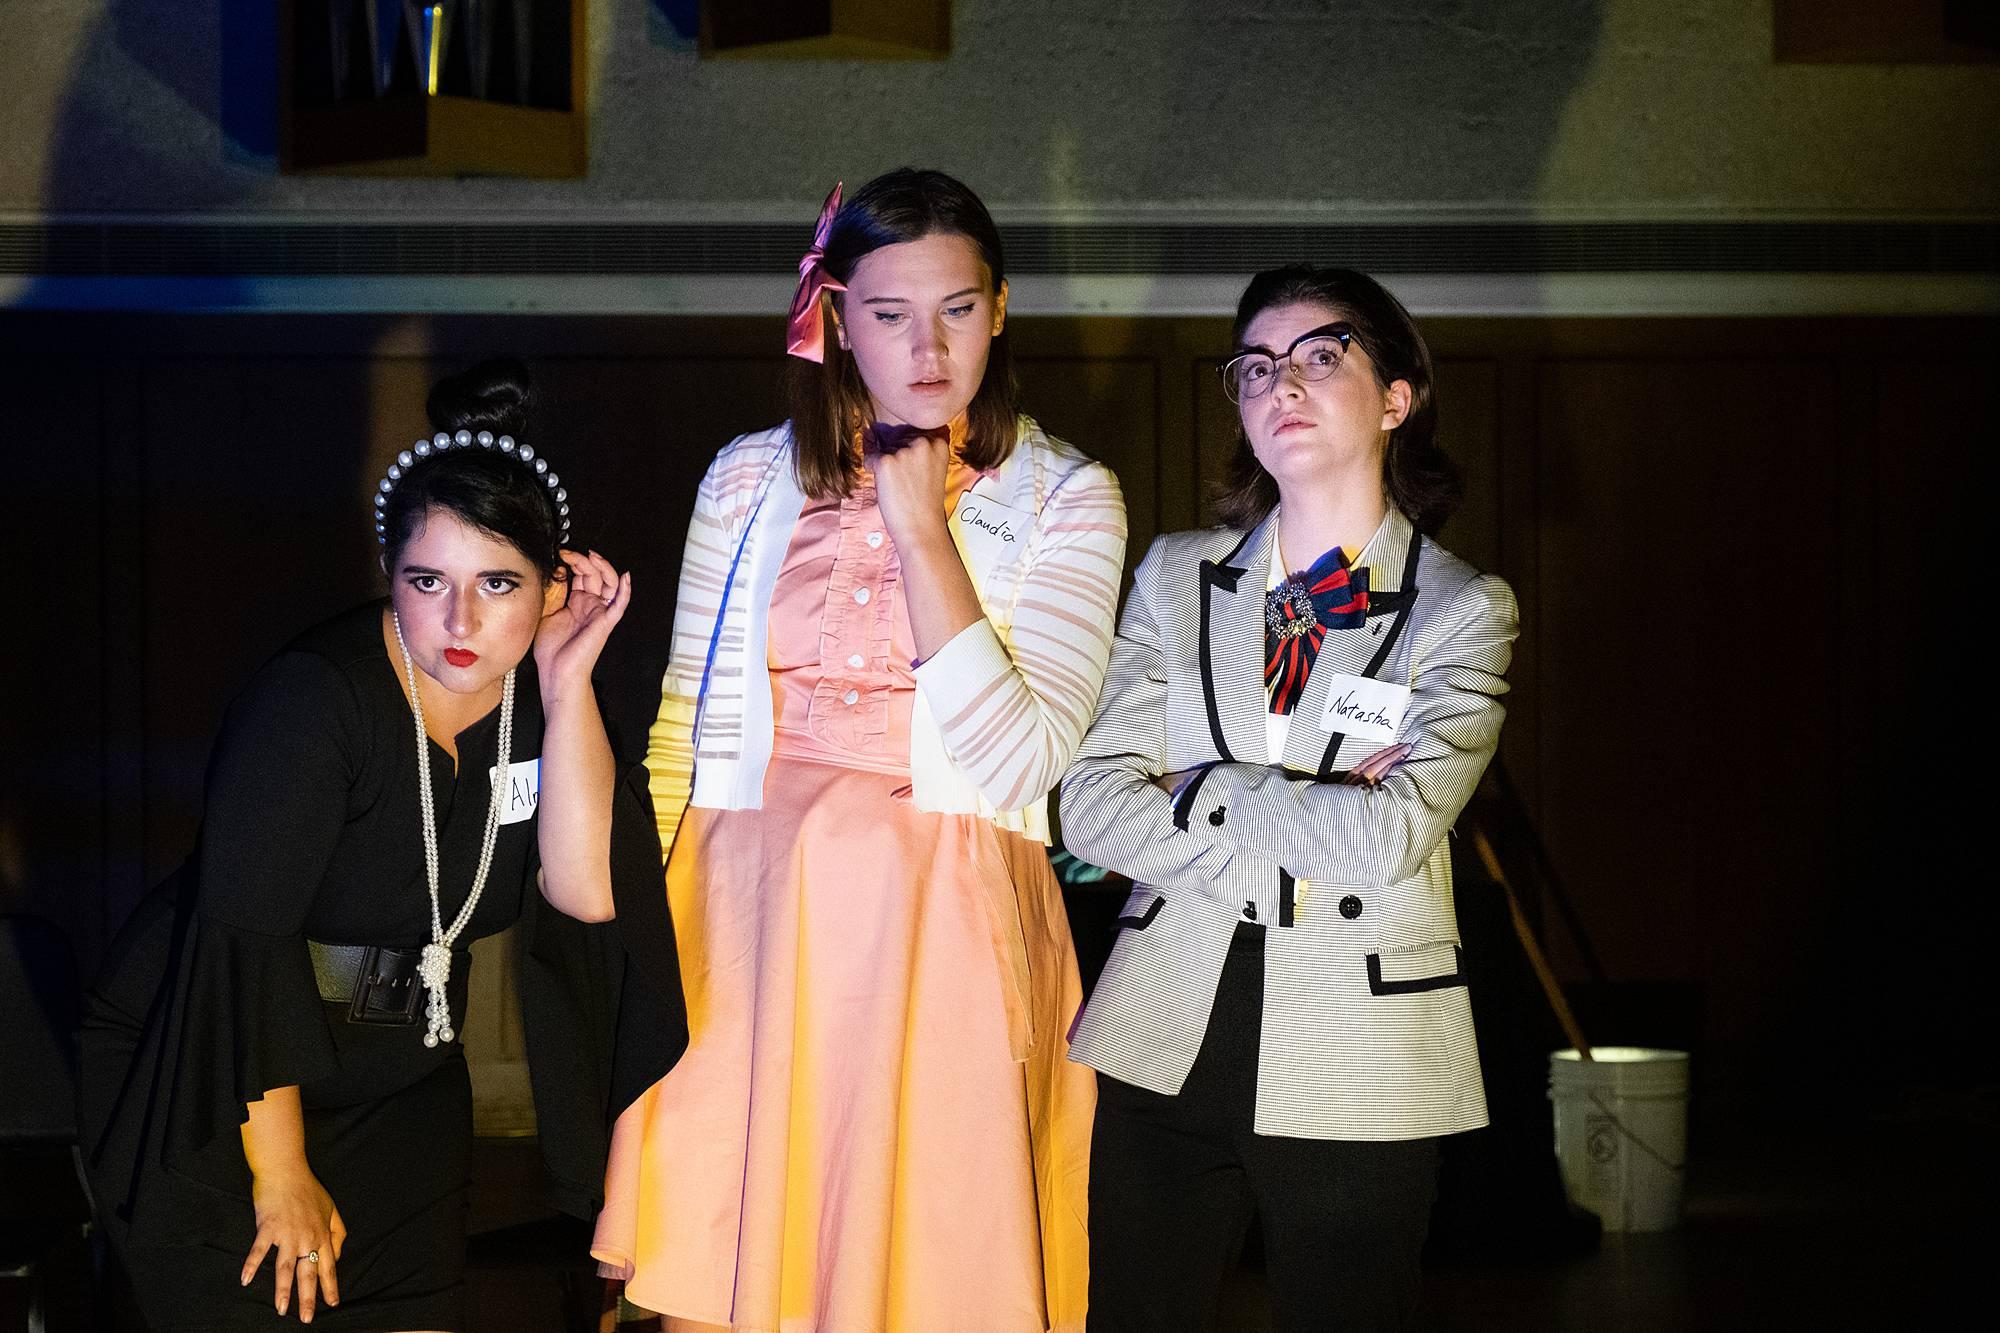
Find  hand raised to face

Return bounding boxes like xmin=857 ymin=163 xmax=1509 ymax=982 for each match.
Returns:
xmin=533 ymin=549 xmax=632 ymax=705
xmin=861 ymin=430 xmax=955 ymax=552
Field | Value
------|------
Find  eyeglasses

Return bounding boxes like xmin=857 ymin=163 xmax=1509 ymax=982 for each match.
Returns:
xmin=1219 ymin=322 xmax=1354 ymax=404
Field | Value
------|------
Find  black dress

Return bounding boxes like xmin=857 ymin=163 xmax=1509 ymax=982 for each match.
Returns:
xmin=79 ymin=602 xmax=686 ymax=1332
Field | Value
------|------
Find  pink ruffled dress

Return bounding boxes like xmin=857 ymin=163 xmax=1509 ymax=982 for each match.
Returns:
xmin=593 ymin=467 xmax=1092 ymax=1332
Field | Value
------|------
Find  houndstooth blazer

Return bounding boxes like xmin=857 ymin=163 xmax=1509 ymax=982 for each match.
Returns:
xmin=1061 ymin=505 xmax=1518 ymax=1140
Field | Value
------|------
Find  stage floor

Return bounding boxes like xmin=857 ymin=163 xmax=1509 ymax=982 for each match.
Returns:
xmin=8 ymin=1093 xmax=1981 ymax=1330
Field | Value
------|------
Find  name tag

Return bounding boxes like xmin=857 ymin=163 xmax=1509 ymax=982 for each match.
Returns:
xmin=1317 ymin=674 xmax=1411 ymax=746
xmin=953 ymin=490 xmax=1031 ymax=573
xmin=490 ymin=757 xmax=541 ymax=825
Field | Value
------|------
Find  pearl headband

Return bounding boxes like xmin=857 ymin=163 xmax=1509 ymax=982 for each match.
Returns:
xmin=372 ymin=429 xmax=570 ymax=546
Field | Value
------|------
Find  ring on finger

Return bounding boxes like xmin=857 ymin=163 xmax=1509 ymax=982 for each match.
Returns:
xmin=301 ymin=1250 xmax=319 ymax=1264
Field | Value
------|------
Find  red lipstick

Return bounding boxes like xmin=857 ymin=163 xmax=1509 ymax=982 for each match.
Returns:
xmin=443 ymin=648 xmax=478 ymax=669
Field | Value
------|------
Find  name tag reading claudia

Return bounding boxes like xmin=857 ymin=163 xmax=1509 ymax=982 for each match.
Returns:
xmin=954 ymin=491 xmax=1031 ymax=570
xmin=490 ymin=758 xmax=541 ymax=825
xmin=1317 ymin=675 xmax=1412 ymax=746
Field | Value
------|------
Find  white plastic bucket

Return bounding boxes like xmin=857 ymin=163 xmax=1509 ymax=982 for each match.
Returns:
xmin=1548 ymin=1047 xmax=1690 ymax=1232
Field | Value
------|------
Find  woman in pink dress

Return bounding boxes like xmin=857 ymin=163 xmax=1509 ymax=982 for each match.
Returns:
xmin=593 ymin=168 xmax=1127 ymax=1332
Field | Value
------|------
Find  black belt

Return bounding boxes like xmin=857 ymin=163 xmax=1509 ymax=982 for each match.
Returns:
xmin=308 ymin=939 xmax=469 ymax=1026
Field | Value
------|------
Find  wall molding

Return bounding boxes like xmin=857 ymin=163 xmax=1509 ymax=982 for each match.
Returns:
xmin=3 ymin=217 xmax=1994 ymax=316
xmin=8 ymin=272 xmax=1998 ymax=318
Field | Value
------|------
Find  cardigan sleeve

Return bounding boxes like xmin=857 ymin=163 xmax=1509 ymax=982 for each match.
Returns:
xmin=645 ymin=456 xmax=732 ymax=858
xmin=912 ymin=458 xmax=1128 ymax=813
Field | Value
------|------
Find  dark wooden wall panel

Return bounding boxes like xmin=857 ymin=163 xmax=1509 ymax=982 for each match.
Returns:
xmin=1015 ymin=357 xmax=1160 ymax=570
xmin=3 ymin=310 xmax=1992 ymax=1114
xmin=523 ymin=355 xmax=785 ymax=750
xmin=1532 ymin=357 xmax=1846 ymax=1094
xmin=1843 ymin=356 xmax=1993 ymax=1078
xmin=138 ymin=359 xmax=390 ymax=885
xmin=1192 ymin=353 xmax=1239 ymax=526
xmin=1433 ymin=359 xmax=1502 ymax=573
xmin=1014 ymin=318 xmax=1229 ymax=539
xmin=7 ymin=362 xmax=110 ymax=956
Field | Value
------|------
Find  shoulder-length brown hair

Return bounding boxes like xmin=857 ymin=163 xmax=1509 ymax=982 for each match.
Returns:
xmin=784 ymin=167 xmax=1020 ymax=500
xmin=1212 ymin=266 xmax=1460 ymax=535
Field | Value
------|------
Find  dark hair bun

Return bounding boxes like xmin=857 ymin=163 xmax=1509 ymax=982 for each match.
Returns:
xmin=386 ymin=358 xmax=566 ymax=584
xmin=427 ymin=358 xmax=535 ymax=437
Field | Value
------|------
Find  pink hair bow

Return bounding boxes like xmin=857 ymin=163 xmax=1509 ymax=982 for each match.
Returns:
xmin=786 ymin=182 xmax=847 ymax=363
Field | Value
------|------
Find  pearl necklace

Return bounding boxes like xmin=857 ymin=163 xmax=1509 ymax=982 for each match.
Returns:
xmin=392 ymin=613 xmax=515 ymax=1049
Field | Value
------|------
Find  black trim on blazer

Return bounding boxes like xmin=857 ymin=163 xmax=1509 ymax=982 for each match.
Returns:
xmin=1316 ymin=526 xmax=1426 ymax=779
xmin=1197 ymin=535 xmax=1253 ymax=764
xmin=1170 ymin=762 xmax=1221 ymax=832
xmin=1366 ymin=528 xmax=1425 ymax=673
xmin=1278 ymin=869 xmax=1296 ymax=928
xmin=1113 ymin=895 xmax=1166 ymax=931
xmin=1365 ymin=945 xmax=1467 ymax=996
xmin=1363 ymin=588 xmax=1417 ymax=617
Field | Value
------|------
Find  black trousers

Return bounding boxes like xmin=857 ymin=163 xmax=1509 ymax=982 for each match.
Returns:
xmin=1087 ymin=925 xmax=1440 ymax=1333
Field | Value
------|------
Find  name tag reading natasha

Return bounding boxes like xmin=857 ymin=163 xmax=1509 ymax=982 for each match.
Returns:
xmin=490 ymin=757 xmax=541 ymax=825
xmin=1317 ymin=675 xmax=1412 ymax=747
xmin=954 ymin=491 xmax=1031 ymax=570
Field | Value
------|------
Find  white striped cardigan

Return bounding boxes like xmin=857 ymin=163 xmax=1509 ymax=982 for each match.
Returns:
xmin=644 ymin=417 xmax=1127 ymax=853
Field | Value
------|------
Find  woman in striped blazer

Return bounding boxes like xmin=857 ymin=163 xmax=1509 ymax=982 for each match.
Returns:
xmin=592 ymin=169 xmax=1126 ymax=1331
xmin=1061 ymin=266 xmax=1518 ymax=1331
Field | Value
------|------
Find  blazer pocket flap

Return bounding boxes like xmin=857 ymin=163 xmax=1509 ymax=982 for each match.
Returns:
xmin=1366 ymin=942 xmax=1466 ymax=996
xmin=1115 ymin=887 xmax=1167 ymax=931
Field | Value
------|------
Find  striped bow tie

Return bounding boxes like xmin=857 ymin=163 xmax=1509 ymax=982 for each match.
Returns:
xmin=1264 ymin=546 xmax=1370 ymax=716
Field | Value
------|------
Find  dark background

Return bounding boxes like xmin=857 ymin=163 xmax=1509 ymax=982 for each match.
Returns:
xmin=3 ymin=307 xmax=1990 ymax=1130
xmin=3 ymin=1 xmax=1998 ymax=1325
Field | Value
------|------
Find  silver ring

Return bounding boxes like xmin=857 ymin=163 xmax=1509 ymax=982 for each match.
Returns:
xmin=301 ymin=1250 xmax=319 ymax=1264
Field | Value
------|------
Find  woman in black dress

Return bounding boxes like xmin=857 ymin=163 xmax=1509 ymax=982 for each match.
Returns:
xmin=80 ymin=362 xmax=681 ymax=1330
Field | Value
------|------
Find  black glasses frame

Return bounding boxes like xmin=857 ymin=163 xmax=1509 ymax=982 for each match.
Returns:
xmin=1219 ymin=322 xmax=1355 ymax=404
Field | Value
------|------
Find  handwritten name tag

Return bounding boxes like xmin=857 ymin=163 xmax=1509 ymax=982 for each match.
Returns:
xmin=1316 ymin=674 xmax=1412 ymax=746
xmin=490 ymin=757 xmax=541 ymax=825
xmin=953 ymin=491 xmax=1031 ymax=572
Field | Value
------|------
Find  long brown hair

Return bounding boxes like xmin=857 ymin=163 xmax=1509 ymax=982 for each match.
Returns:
xmin=784 ymin=168 xmax=1019 ymax=499
xmin=1212 ymin=266 xmax=1460 ymax=534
